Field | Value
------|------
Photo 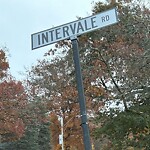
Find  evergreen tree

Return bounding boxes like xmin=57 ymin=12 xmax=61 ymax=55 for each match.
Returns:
xmin=7 ymin=125 xmax=40 ymax=150
xmin=38 ymin=122 xmax=51 ymax=150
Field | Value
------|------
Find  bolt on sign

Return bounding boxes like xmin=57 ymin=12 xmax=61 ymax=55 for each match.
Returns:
xmin=31 ymin=8 xmax=118 ymax=50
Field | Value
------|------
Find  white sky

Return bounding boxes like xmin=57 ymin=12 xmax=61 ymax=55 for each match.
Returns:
xmin=0 ymin=0 xmax=103 ymax=80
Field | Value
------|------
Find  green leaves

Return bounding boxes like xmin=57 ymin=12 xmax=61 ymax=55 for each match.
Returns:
xmin=93 ymin=105 xmax=150 ymax=149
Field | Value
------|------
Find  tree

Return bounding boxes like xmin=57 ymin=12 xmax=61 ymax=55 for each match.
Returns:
xmin=85 ymin=0 xmax=150 ymax=149
xmin=9 ymin=125 xmax=40 ymax=150
xmin=8 ymin=122 xmax=51 ymax=150
xmin=0 ymin=49 xmax=52 ymax=149
xmin=11 ymin=95 xmax=52 ymax=150
xmin=0 ymin=49 xmax=9 ymax=79
xmin=38 ymin=122 xmax=51 ymax=150
xmin=93 ymin=104 xmax=150 ymax=149
xmin=0 ymin=49 xmax=27 ymax=143
xmin=27 ymin=53 xmax=106 ymax=149
xmin=1 ymin=85 xmax=52 ymax=150
xmin=78 ymin=0 xmax=149 ymax=110
xmin=0 ymin=79 xmax=27 ymax=143
xmin=0 ymin=48 xmax=30 ymax=150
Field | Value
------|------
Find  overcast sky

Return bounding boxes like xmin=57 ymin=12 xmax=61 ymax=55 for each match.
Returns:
xmin=1 ymin=0 xmax=149 ymax=80
xmin=0 ymin=0 xmax=102 ymax=80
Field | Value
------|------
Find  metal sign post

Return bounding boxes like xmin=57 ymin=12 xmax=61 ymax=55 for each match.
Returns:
xmin=71 ymin=36 xmax=92 ymax=150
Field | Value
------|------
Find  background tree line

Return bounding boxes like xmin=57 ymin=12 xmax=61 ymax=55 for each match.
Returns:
xmin=0 ymin=0 xmax=149 ymax=149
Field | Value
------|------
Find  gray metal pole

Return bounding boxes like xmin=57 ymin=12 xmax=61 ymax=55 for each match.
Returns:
xmin=71 ymin=37 xmax=92 ymax=150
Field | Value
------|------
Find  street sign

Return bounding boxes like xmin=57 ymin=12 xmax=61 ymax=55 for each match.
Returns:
xmin=31 ymin=7 xmax=119 ymax=150
xmin=31 ymin=7 xmax=118 ymax=50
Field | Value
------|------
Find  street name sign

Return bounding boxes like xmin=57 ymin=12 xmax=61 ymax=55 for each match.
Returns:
xmin=31 ymin=7 xmax=118 ymax=50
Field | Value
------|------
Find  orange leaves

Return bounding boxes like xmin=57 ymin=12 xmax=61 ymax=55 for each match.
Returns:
xmin=61 ymin=86 xmax=77 ymax=100
xmin=48 ymin=85 xmax=83 ymax=148
xmin=44 ymin=40 xmax=71 ymax=56
xmin=49 ymin=113 xmax=60 ymax=149
xmin=0 ymin=80 xmax=27 ymax=142
xmin=0 ymin=49 xmax=5 ymax=58
xmin=0 ymin=81 xmax=26 ymax=103
xmin=63 ymin=115 xmax=83 ymax=149
xmin=0 ymin=49 xmax=9 ymax=78
xmin=86 ymin=85 xmax=105 ymax=98
xmin=0 ymin=118 xmax=25 ymax=142
xmin=0 ymin=61 xmax=9 ymax=70
xmin=92 ymin=59 xmax=106 ymax=71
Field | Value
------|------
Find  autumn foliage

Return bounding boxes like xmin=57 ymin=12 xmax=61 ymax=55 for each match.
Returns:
xmin=0 ymin=49 xmax=9 ymax=78
xmin=0 ymin=80 xmax=27 ymax=142
xmin=1 ymin=0 xmax=150 ymax=149
xmin=0 ymin=49 xmax=27 ymax=143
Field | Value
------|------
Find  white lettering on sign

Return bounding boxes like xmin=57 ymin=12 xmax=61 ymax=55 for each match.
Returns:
xmin=31 ymin=8 xmax=118 ymax=50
